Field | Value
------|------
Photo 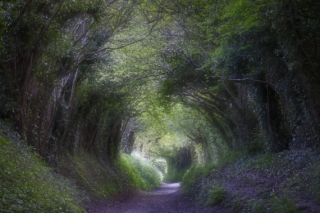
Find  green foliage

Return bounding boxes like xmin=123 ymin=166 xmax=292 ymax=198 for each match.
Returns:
xmin=206 ymin=185 xmax=226 ymax=206
xmin=182 ymin=164 xmax=217 ymax=205
xmin=0 ymin=119 xmax=161 ymax=211
xmin=230 ymin=193 xmax=248 ymax=212
xmin=182 ymin=165 xmax=206 ymax=197
xmin=283 ymin=153 xmax=320 ymax=203
xmin=1 ymin=1 xmax=320 ymax=212
xmin=118 ymin=153 xmax=161 ymax=190
xmin=305 ymin=161 xmax=320 ymax=203
xmin=235 ymin=150 xmax=315 ymax=178
xmin=182 ymin=164 xmax=227 ymax=206
xmin=181 ymin=150 xmax=320 ymax=209
xmin=182 ymin=151 xmax=238 ymax=203
xmin=246 ymin=199 xmax=267 ymax=213
xmin=163 ymin=168 xmax=186 ymax=182
xmin=0 ymin=0 xmax=142 ymax=162
xmin=149 ymin=157 xmax=167 ymax=176
xmin=0 ymin=135 xmax=85 ymax=213
xmin=59 ymin=151 xmax=123 ymax=198
xmin=269 ymin=194 xmax=299 ymax=213
xmin=134 ymin=0 xmax=320 ymax=157
xmin=218 ymin=0 xmax=272 ymax=42
xmin=230 ymin=194 xmax=297 ymax=213
xmin=59 ymin=151 xmax=161 ymax=198
xmin=225 ymin=150 xmax=320 ymax=209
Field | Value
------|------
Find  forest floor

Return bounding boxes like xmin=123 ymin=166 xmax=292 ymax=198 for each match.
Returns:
xmin=85 ymin=182 xmax=230 ymax=213
xmin=182 ymin=151 xmax=320 ymax=213
xmin=85 ymin=154 xmax=320 ymax=213
xmin=217 ymin=164 xmax=320 ymax=213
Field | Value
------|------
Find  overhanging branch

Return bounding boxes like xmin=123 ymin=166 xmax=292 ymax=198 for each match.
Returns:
xmin=209 ymin=75 xmax=276 ymax=89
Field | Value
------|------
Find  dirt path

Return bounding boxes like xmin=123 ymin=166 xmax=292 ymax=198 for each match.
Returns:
xmin=86 ymin=183 xmax=229 ymax=213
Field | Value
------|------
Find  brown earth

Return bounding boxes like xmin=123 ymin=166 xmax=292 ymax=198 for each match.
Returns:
xmin=85 ymin=183 xmax=232 ymax=213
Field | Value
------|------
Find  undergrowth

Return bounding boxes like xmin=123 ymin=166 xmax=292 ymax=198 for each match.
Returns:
xmin=231 ymin=149 xmax=320 ymax=204
xmin=163 ymin=167 xmax=186 ymax=182
xmin=182 ymin=151 xmax=239 ymax=204
xmin=59 ymin=151 xmax=123 ymax=198
xmin=0 ymin=135 xmax=85 ymax=212
xmin=206 ymin=185 xmax=226 ymax=206
xmin=0 ymin=121 xmax=161 ymax=212
xmin=119 ymin=153 xmax=161 ymax=190
xmin=269 ymin=193 xmax=299 ymax=213
xmin=59 ymin=151 xmax=161 ymax=199
xmin=182 ymin=149 xmax=320 ymax=212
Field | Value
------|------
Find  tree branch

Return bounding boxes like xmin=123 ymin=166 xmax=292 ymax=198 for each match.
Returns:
xmin=34 ymin=0 xmax=65 ymax=47
xmin=209 ymin=75 xmax=276 ymax=89
xmin=7 ymin=0 xmax=33 ymax=30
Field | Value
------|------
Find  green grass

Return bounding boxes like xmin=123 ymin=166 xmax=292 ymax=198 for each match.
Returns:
xmin=269 ymin=194 xmax=299 ymax=213
xmin=118 ymin=153 xmax=161 ymax=190
xmin=59 ymin=151 xmax=161 ymax=198
xmin=163 ymin=168 xmax=186 ymax=182
xmin=246 ymin=198 xmax=266 ymax=213
xmin=231 ymin=150 xmax=320 ymax=204
xmin=182 ymin=149 xmax=320 ymax=210
xmin=0 ymin=135 xmax=85 ymax=213
xmin=59 ymin=151 xmax=124 ymax=198
xmin=182 ymin=151 xmax=239 ymax=203
xmin=284 ymin=154 xmax=320 ymax=203
xmin=206 ymin=185 xmax=226 ymax=206
xmin=0 ymin=120 xmax=162 ymax=212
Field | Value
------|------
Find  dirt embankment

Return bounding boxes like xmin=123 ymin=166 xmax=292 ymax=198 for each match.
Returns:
xmin=86 ymin=164 xmax=320 ymax=213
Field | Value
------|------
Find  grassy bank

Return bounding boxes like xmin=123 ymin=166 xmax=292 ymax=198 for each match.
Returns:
xmin=0 ymin=135 xmax=86 ymax=212
xmin=182 ymin=150 xmax=320 ymax=212
xmin=0 ymin=122 xmax=161 ymax=212
xmin=58 ymin=151 xmax=161 ymax=199
xmin=163 ymin=168 xmax=186 ymax=183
